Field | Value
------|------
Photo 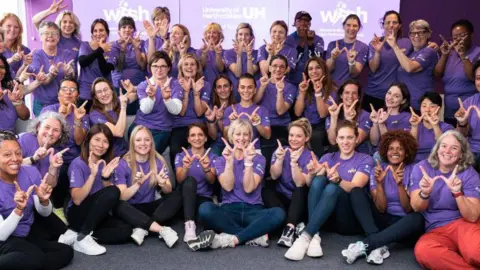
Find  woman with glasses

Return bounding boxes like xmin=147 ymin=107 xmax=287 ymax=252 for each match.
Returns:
xmin=0 ymin=13 xmax=32 ymax=78
xmin=391 ymin=20 xmax=437 ymax=111
xmin=435 ymin=20 xmax=480 ymax=125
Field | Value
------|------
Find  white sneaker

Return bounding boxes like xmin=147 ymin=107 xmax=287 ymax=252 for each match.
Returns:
xmin=245 ymin=234 xmax=269 ymax=247
xmin=187 ymin=230 xmax=216 ymax=251
xmin=183 ymin=221 xmax=197 ymax=242
xmin=366 ymin=246 xmax=390 ymax=265
xmin=210 ymin=233 xmax=235 ymax=249
xmin=342 ymin=241 xmax=367 ymax=264
xmin=73 ymin=233 xmax=106 ymax=256
xmin=131 ymin=228 xmax=148 ymax=246
xmin=159 ymin=226 xmax=178 ymax=248
xmin=284 ymin=233 xmax=311 ymax=261
xmin=307 ymin=233 xmax=323 ymax=257
xmin=295 ymin=222 xmax=305 ymax=237
xmin=58 ymin=229 xmax=78 ymax=246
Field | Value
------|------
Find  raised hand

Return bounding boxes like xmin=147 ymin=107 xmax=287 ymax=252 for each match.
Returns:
xmin=409 ymin=107 xmax=423 ymax=127
xmin=347 ymin=42 xmax=358 ymax=63
xmin=232 ymin=39 xmax=241 ymax=55
xmin=216 ymin=102 xmax=227 ymax=121
xmin=385 ymin=32 xmax=397 ymax=48
xmin=344 ymin=100 xmax=358 ymax=121
xmin=275 ymin=76 xmax=285 ymax=92
xmin=198 ymin=148 xmax=212 ymax=171
xmin=371 ymin=34 xmax=385 ymax=52
xmin=178 ymin=76 xmax=190 ymax=92
xmin=228 ymin=105 xmax=239 ymax=121
xmin=63 ymin=59 xmax=75 ymax=76
xmin=158 ymin=19 xmax=169 ymax=39
xmin=369 ymin=104 xmax=379 ymax=124
xmin=246 ymin=38 xmax=255 ymax=56
xmin=194 ymin=76 xmax=205 ymax=95
xmin=23 ymin=49 xmax=35 ymax=65
xmin=374 ymin=160 xmax=391 ymax=184
xmin=143 ymin=20 xmax=159 ymax=39
xmin=244 ymin=138 xmax=258 ymax=162
xmin=205 ymin=104 xmax=218 ymax=122
xmin=161 ymin=38 xmax=172 ymax=51
xmin=14 ymin=181 xmax=35 ymax=211
xmin=121 ymin=79 xmax=135 ymax=94
xmin=101 ymin=157 xmax=120 ymax=179
xmin=33 ymin=141 xmax=54 ymax=162
xmin=313 ymin=76 xmax=325 ymax=96
xmin=48 ymin=60 xmax=61 ymax=76
xmin=326 ymin=163 xmax=341 ymax=183
xmin=156 ymin=164 xmax=170 ymax=187
xmin=88 ymin=152 xmax=105 ymax=176
xmin=391 ymin=162 xmax=404 ymax=185
xmin=328 ymin=96 xmax=343 ymax=117
xmin=377 ymin=108 xmax=391 ymax=124
xmin=99 ymin=40 xmax=112 ymax=53
xmin=298 ymin=74 xmax=310 ymax=93
xmin=70 ymin=100 xmax=88 ymax=121
xmin=181 ymin=147 xmax=194 ymax=169
xmin=221 ymin=137 xmax=235 ymax=163
xmin=259 ymin=74 xmax=270 ymax=87
xmin=214 ymin=39 xmax=223 ymax=55
xmin=274 ymin=139 xmax=287 ymax=160
xmin=161 ymin=77 xmax=172 ymax=100
xmin=35 ymin=174 xmax=53 ymax=202
xmin=454 ymin=98 xmax=472 ymax=125
xmin=145 ymin=76 xmax=157 ymax=98
xmin=441 ymin=165 xmax=462 ymax=193
xmin=306 ymin=151 xmax=325 ymax=176
xmin=49 ymin=148 xmax=69 ymax=169
xmin=8 ymin=82 xmax=24 ymax=103
xmin=132 ymin=33 xmax=143 ymax=50
xmin=330 ymin=40 xmax=344 ymax=60
xmin=290 ymin=146 xmax=304 ymax=164
xmin=118 ymin=88 xmax=128 ymax=108
xmin=48 ymin=0 xmax=67 ymax=14
xmin=273 ymin=40 xmax=285 ymax=55
xmin=419 ymin=166 xmax=440 ymax=195
xmin=264 ymin=39 xmax=274 ymax=55
xmin=177 ymin=35 xmax=189 ymax=54
xmin=135 ymin=166 xmax=153 ymax=186
xmin=10 ymin=47 xmax=24 ymax=63
xmin=424 ymin=107 xmax=440 ymax=126
xmin=245 ymin=107 xmax=261 ymax=126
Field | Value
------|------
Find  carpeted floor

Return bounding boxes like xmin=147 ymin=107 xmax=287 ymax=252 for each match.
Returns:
xmin=64 ymin=222 xmax=421 ymax=270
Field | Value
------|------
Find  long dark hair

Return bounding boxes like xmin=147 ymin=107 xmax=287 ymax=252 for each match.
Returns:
xmin=380 ymin=10 xmax=403 ymax=37
xmin=384 ymin=82 xmax=411 ymax=112
xmin=0 ymin=54 xmax=13 ymax=90
xmin=91 ymin=18 xmax=110 ymax=36
xmin=80 ymin=124 xmax=114 ymax=164
xmin=303 ymin=57 xmax=335 ymax=104
xmin=90 ymin=77 xmax=120 ymax=124
xmin=336 ymin=79 xmax=363 ymax=122
xmin=212 ymin=74 xmax=235 ymax=107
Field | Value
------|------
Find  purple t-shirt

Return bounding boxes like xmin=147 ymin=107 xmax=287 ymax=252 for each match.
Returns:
xmin=463 ymin=93 xmax=480 ymax=153
xmin=108 ymin=40 xmax=146 ymax=88
xmin=195 ymin=49 xmax=225 ymax=85
xmin=41 ymin=104 xmax=90 ymax=164
xmin=223 ymin=49 xmax=259 ymax=99
xmin=68 ymin=156 xmax=105 ymax=207
xmin=409 ymin=160 xmax=480 ymax=231
xmin=256 ymin=80 xmax=297 ymax=126
xmin=78 ymin=41 xmax=112 ymax=100
xmin=443 ymin=46 xmax=480 ymax=118
xmin=0 ymin=95 xmax=19 ymax=132
xmin=89 ymin=108 xmax=128 ymax=157
xmin=369 ymin=162 xmax=414 ymax=216
xmin=114 ymin=158 xmax=167 ymax=204
xmin=326 ymin=110 xmax=372 ymax=154
xmin=223 ymin=104 xmax=270 ymax=149
xmin=326 ymin=39 xmax=368 ymax=86
xmin=285 ymin=32 xmax=325 ymax=85
xmin=383 ymin=111 xmax=411 ymax=131
xmin=366 ymin=38 xmax=413 ymax=99
xmin=397 ymin=46 xmax=438 ymax=110
xmin=174 ymin=148 xmax=215 ymax=198
xmin=271 ymin=147 xmax=313 ymax=199
xmin=27 ymin=49 xmax=77 ymax=105
xmin=319 ymin=151 xmax=374 ymax=183
xmin=213 ymin=154 xmax=266 ymax=205
xmin=2 ymin=45 xmax=31 ymax=78
xmin=172 ymin=80 xmax=212 ymax=128
xmin=18 ymin=132 xmax=51 ymax=177
xmin=298 ymin=90 xmax=336 ymax=125
xmin=58 ymin=36 xmax=81 ymax=57
xmin=134 ymin=79 xmax=182 ymax=131
xmin=256 ymin=44 xmax=297 ymax=70
xmin=0 ymin=166 xmax=42 ymax=237
xmin=415 ymin=122 xmax=454 ymax=162
xmin=144 ymin=36 xmax=164 ymax=54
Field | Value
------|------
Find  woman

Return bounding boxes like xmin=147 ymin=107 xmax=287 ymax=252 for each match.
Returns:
xmin=257 ymin=20 xmax=296 ymax=77
xmin=294 ymin=57 xmax=336 ymax=158
xmin=327 ymin=79 xmax=371 ymax=154
xmin=68 ymin=124 xmax=179 ymax=255
xmin=364 ymin=10 xmax=412 ymax=111
xmin=186 ymin=119 xmax=285 ymax=251
xmin=0 ymin=54 xmax=30 ymax=132
xmin=109 ymin=16 xmax=146 ymax=115
xmin=197 ymin=23 xmax=225 ymax=85
xmin=0 ymin=13 xmax=32 ymax=78
xmin=161 ymin=24 xmax=195 ymax=78
xmin=170 ymin=53 xmax=212 ymax=166
xmin=410 ymin=92 xmax=454 ymax=162
xmin=32 ymin=0 xmax=82 ymax=55
xmin=27 ymin=21 xmax=77 ymax=116
xmin=254 ymin=55 xmax=297 ymax=175
xmin=175 ymin=123 xmax=216 ymax=242
xmin=129 ymin=51 xmax=182 ymax=156
xmin=115 ymin=125 xmax=181 ymax=247
xmin=456 ymin=60 xmax=480 ymax=166
xmin=145 ymin=6 xmax=171 ymax=61
xmin=285 ymin=121 xmax=374 ymax=261
xmin=370 ymin=83 xmax=411 ymax=146
xmin=391 ymin=20 xmax=437 ymax=111
xmin=264 ymin=118 xmax=316 ymax=247
xmin=208 ymin=74 xmax=235 ymax=156
xmin=223 ymin=74 xmax=271 ymax=151
xmin=410 ymin=130 xmax=480 ymax=269
xmin=224 ymin=23 xmax=259 ymax=100
xmin=78 ymin=19 xmax=114 ymax=110
xmin=326 ymin=14 xmax=368 ymax=86
xmin=0 ymin=131 xmax=73 ymax=269
xmin=90 ymin=77 xmax=136 ymax=157
xmin=341 ymin=130 xmax=424 ymax=265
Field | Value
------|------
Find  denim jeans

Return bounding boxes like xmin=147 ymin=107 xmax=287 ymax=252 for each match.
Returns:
xmin=128 ymin=122 xmax=171 ymax=155
xmin=306 ymin=176 xmax=341 ymax=236
xmin=33 ymin=99 xmax=45 ymax=117
xmin=198 ymin=201 xmax=285 ymax=244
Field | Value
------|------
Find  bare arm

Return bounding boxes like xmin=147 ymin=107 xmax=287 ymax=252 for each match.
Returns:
xmin=338 ymin=172 xmax=369 ymax=193
xmin=71 ymin=174 xmax=96 ymax=205
xmin=371 ymin=185 xmax=388 ymax=213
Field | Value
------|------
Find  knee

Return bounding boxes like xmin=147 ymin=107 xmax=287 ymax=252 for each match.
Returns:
xmin=323 ymin=183 xmax=339 ymax=197
xmin=182 ymin=176 xmax=198 ymax=191
xmin=268 ymin=207 xmax=286 ymax=225
xmin=463 ymin=245 xmax=480 ymax=265
xmin=198 ymin=202 xmax=216 ymax=221
xmin=309 ymin=176 xmax=327 ymax=193
xmin=104 ymin=185 xmax=121 ymax=201
xmin=414 ymin=236 xmax=437 ymax=264
xmin=58 ymin=244 xmax=74 ymax=267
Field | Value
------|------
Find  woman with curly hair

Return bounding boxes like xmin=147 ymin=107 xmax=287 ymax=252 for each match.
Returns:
xmin=341 ymin=130 xmax=424 ymax=265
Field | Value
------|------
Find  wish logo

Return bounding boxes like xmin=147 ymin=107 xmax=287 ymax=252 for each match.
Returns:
xmin=347 ymin=168 xmax=357 ymax=174
xmin=103 ymin=1 xmax=150 ymax=22
xmin=319 ymin=1 xmax=368 ymax=25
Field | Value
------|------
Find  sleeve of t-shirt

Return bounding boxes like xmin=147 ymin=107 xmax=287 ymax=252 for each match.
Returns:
xmin=108 ymin=42 xmax=120 ymax=65
xmin=408 ymin=161 xmax=425 ymax=192
xmin=461 ymin=167 xmax=480 ymax=199
xmin=356 ymin=42 xmax=369 ymax=64
xmin=325 ymin=41 xmax=335 ymax=59
xmin=319 ymin=152 xmax=332 ymax=164
xmin=283 ymin=83 xmax=297 ymax=105
xmin=356 ymin=155 xmax=374 ymax=176
xmin=114 ymin=160 xmax=129 ymax=186
xmin=253 ymin=155 xmax=266 ymax=178
xmin=256 ymin=45 xmax=267 ymax=64
xmin=259 ymin=106 xmax=271 ymax=127
xmin=89 ymin=110 xmax=108 ymax=125
xmin=28 ymin=51 xmax=44 ymax=74
xmin=314 ymin=36 xmax=325 ymax=56
xmin=201 ymin=81 xmax=212 ymax=103
xmin=358 ymin=111 xmax=372 ymax=133
xmin=68 ymin=160 xmax=87 ymax=189
xmin=325 ymin=116 xmax=331 ymax=130
xmin=174 ymin=152 xmax=185 ymax=170
xmin=223 ymin=50 xmax=236 ymax=67
xmin=369 ymin=163 xmax=379 ymax=191
xmin=136 ymin=81 xmax=148 ymax=100
xmin=368 ymin=43 xmax=376 ymax=62
xmin=213 ymin=156 xmax=226 ymax=176
xmin=223 ymin=106 xmax=234 ymax=127
xmin=414 ymin=48 xmax=437 ymax=70
xmin=80 ymin=114 xmax=90 ymax=130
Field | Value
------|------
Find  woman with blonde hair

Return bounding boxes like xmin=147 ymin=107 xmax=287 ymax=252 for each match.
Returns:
xmin=197 ymin=23 xmax=225 ymax=85
xmin=161 ymin=24 xmax=195 ymax=78
xmin=0 ymin=13 xmax=32 ymax=77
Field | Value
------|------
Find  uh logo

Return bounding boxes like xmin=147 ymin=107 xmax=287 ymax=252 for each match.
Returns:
xmin=319 ymin=1 xmax=368 ymax=25
xmin=102 ymin=0 xmax=150 ymax=23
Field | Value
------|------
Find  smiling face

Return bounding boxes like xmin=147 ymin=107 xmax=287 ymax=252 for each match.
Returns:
xmin=336 ymin=126 xmax=356 ymax=155
xmin=94 ymin=81 xmax=113 ymax=106
xmin=386 ymin=140 xmax=405 ymax=165
xmin=236 ymin=27 xmax=252 ymax=46
xmin=295 ymin=16 xmax=311 ymax=32
xmin=385 ymin=86 xmax=405 ymax=109
xmin=89 ymin=132 xmax=109 ymax=157
xmin=151 ymin=58 xmax=169 ymax=80
xmin=181 ymin=57 xmax=197 ymax=78
xmin=119 ymin=24 xmax=134 ymax=40
xmin=205 ymin=29 xmax=220 ymax=45
xmin=452 ymin=25 xmax=472 ymax=51
xmin=288 ymin=126 xmax=308 ymax=151
xmin=37 ymin=118 xmax=62 ymax=147
xmin=269 ymin=58 xmax=287 ymax=80
xmin=420 ymin=98 xmax=440 ymax=118
xmin=0 ymin=58 xmax=5 ymax=82
xmin=0 ymin=140 xmax=22 ymax=176
xmin=307 ymin=60 xmax=324 ymax=81
xmin=232 ymin=126 xmax=251 ymax=150
xmin=437 ymin=134 xmax=462 ymax=168
xmin=133 ymin=129 xmax=152 ymax=156
xmin=215 ymin=78 xmax=232 ymax=100
xmin=58 ymin=80 xmax=79 ymax=105
xmin=270 ymin=25 xmax=286 ymax=44
xmin=383 ymin=14 xmax=401 ymax=36
xmin=40 ymin=26 xmax=60 ymax=47
xmin=238 ymin=77 xmax=256 ymax=101
xmin=340 ymin=84 xmax=359 ymax=107
xmin=187 ymin=126 xmax=207 ymax=149
xmin=171 ymin=26 xmax=185 ymax=45
xmin=343 ymin=18 xmax=360 ymax=40
xmin=60 ymin=14 xmax=75 ymax=36
xmin=409 ymin=26 xmax=429 ymax=49
xmin=2 ymin=17 xmax=20 ymax=42
xmin=153 ymin=14 xmax=169 ymax=29
xmin=92 ymin=22 xmax=108 ymax=43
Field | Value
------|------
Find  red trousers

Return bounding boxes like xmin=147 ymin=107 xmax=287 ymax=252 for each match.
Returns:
xmin=414 ymin=218 xmax=480 ymax=270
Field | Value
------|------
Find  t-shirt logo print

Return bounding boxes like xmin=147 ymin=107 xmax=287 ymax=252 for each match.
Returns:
xmin=347 ymin=168 xmax=356 ymax=174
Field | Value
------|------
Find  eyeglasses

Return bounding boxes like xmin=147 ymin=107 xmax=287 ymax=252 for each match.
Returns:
xmin=271 ymin=64 xmax=286 ymax=70
xmin=41 ymin=31 xmax=59 ymax=37
xmin=409 ymin=31 xmax=427 ymax=37
xmin=151 ymin=64 xmax=169 ymax=70
xmin=59 ymin=86 xmax=78 ymax=93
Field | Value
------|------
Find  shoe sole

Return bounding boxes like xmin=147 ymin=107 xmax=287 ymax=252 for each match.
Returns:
xmin=131 ymin=236 xmax=144 ymax=246
xmin=187 ymin=230 xmax=215 ymax=251
xmin=73 ymin=244 xmax=106 ymax=256
xmin=277 ymin=239 xmax=292 ymax=248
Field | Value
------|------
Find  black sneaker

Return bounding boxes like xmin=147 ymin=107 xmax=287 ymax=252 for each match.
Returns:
xmin=277 ymin=226 xmax=295 ymax=247
xmin=187 ymin=230 xmax=215 ymax=251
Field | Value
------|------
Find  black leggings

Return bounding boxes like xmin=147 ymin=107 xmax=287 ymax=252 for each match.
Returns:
xmin=0 ymin=236 xmax=73 ymax=270
xmin=51 ymin=163 xmax=70 ymax=208
xmin=262 ymin=185 xmax=307 ymax=226
xmin=182 ymin=176 xmax=213 ymax=221
xmin=28 ymin=212 xmax=67 ymax=241
xmin=310 ymin=123 xmax=327 ymax=159
xmin=323 ymin=187 xmax=366 ymax=235
xmin=169 ymin=126 xmax=190 ymax=167
xmin=260 ymin=125 xmax=289 ymax=178
xmin=132 ymin=189 xmax=183 ymax=225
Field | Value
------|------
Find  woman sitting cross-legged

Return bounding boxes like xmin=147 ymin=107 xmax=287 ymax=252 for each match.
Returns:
xmin=187 ymin=119 xmax=285 ymax=251
xmin=341 ymin=130 xmax=425 ymax=265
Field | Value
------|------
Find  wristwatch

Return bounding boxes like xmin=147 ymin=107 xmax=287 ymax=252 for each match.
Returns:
xmin=452 ymin=191 xmax=464 ymax=198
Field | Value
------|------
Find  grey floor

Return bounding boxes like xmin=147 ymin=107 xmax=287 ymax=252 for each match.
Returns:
xmin=65 ymin=222 xmax=421 ymax=270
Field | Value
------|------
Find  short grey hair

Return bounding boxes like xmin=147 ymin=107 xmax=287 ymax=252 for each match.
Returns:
xmin=39 ymin=21 xmax=61 ymax=37
xmin=27 ymin=111 xmax=70 ymax=146
xmin=227 ymin=119 xmax=253 ymax=145
xmin=427 ymin=130 xmax=475 ymax=172
xmin=409 ymin=19 xmax=432 ymax=34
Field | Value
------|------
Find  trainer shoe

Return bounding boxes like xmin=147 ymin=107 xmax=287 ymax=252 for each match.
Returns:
xmin=366 ymin=246 xmax=390 ymax=265
xmin=307 ymin=233 xmax=323 ymax=257
xmin=187 ymin=230 xmax=216 ymax=251
xmin=58 ymin=229 xmax=78 ymax=246
xmin=183 ymin=221 xmax=197 ymax=242
xmin=73 ymin=233 xmax=106 ymax=256
xmin=210 ymin=233 xmax=235 ymax=249
xmin=131 ymin=228 xmax=148 ymax=246
xmin=295 ymin=222 xmax=305 ymax=237
xmin=246 ymin=234 xmax=269 ymax=247
xmin=284 ymin=233 xmax=311 ymax=261
xmin=159 ymin=226 xmax=178 ymax=248
xmin=342 ymin=241 xmax=367 ymax=264
xmin=277 ymin=226 xmax=295 ymax=247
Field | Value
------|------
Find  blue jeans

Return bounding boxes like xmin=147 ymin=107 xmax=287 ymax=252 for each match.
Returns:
xmin=306 ymin=176 xmax=341 ymax=236
xmin=198 ymin=202 xmax=285 ymax=244
xmin=33 ymin=99 xmax=45 ymax=117
xmin=128 ymin=123 xmax=171 ymax=155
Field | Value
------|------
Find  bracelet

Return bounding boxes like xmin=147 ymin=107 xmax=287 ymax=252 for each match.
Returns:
xmin=244 ymin=162 xmax=253 ymax=167
xmin=252 ymin=121 xmax=260 ymax=127
xmin=348 ymin=60 xmax=356 ymax=66
xmin=203 ymin=168 xmax=211 ymax=173
xmin=101 ymin=175 xmax=111 ymax=181
xmin=457 ymin=121 xmax=468 ymax=128
xmin=314 ymin=92 xmax=323 ymax=98
xmin=12 ymin=100 xmax=24 ymax=106
xmin=419 ymin=191 xmax=430 ymax=200
xmin=452 ymin=191 xmax=464 ymax=198
xmin=206 ymin=118 xmax=216 ymax=124
xmin=74 ymin=120 xmax=82 ymax=127
xmin=336 ymin=178 xmax=343 ymax=185
xmin=30 ymin=156 xmax=37 ymax=164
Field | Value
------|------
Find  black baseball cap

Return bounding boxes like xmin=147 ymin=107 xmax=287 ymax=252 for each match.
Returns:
xmin=294 ymin=11 xmax=312 ymax=21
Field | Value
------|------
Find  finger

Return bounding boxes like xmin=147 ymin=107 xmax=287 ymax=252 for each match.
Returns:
xmin=56 ymin=148 xmax=69 ymax=156
xmin=419 ymin=166 xmax=428 ymax=179
xmin=328 ymin=96 xmax=337 ymax=106
xmin=336 ymin=40 xmax=339 ymax=49
xmin=351 ymin=42 xmax=356 ymax=51
xmin=202 ymin=148 xmax=211 ymax=159
xmin=39 ymin=65 xmax=44 ymax=73
xmin=409 ymin=106 xmax=417 ymax=116
xmin=349 ymin=99 xmax=358 ymax=110
xmin=250 ymin=138 xmax=259 ymax=147
xmin=263 ymin=39 xmax=268 ymax=45
xmin=376 ymin=159 xmax=381 ymax=168
xmin=458 ymin=98 xmax=464 ymax=110
xmin=139 ymin=165 xmax=145 ymax=176
xmin=145 ymin=76 xmax=152 ymax=86
xmin=221 ymin=137 xmax=231 ymax=149
xmin=26 ymin=185 xmax=35 ymax=197
xmin=331 ymin=162 xmax=341 ymax=172
xmin=144 ymin=171 xmax=154 ymax=180
xmin=79 ymin=100 xmax=88 ymax=109
xmin=182 ymin=147 xmax=190 ymax=158
xmin=14 ymin=181 xmax=22 ymax=192
xmin=439 ymin=34 xmax=448 ymax=43
xmin=450 ymin=165 xmax=459 ymax=180
xmin=252 ymin=106 xmax=260 ymax=116
xmin=370 ymin=103 xmax=376 ymax=113
xmin=46 ymin=148 xmax=55 ymax=157
xmin=277 ymin=139 xmax=282 ymax=149
xmin=310 ymin=151 xmax=318 ymax=164
xmin=397 ymin=162 xmax=404 ymax=172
